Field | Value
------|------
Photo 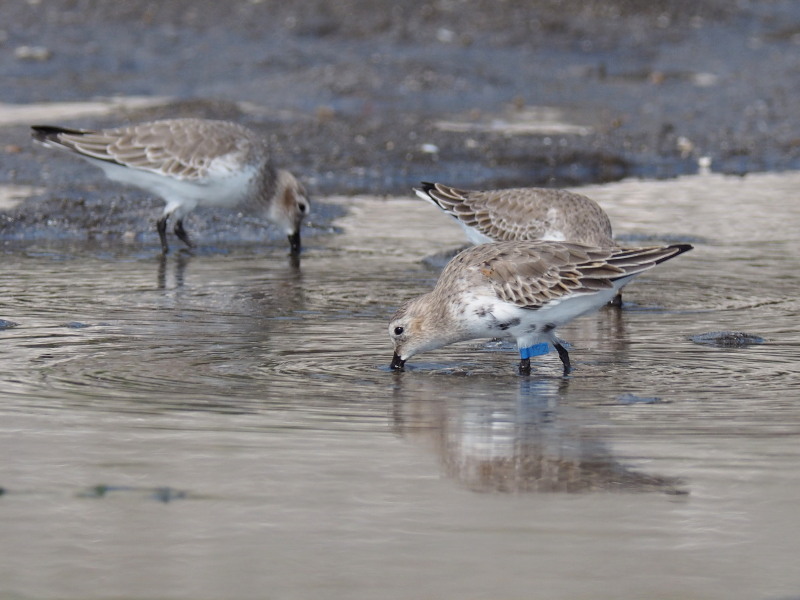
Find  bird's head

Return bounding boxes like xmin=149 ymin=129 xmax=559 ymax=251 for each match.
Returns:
xmin=269 ymin=170 xmax=309 ymax=254
xmin=388 ymin=295 xmax=452 ymax=370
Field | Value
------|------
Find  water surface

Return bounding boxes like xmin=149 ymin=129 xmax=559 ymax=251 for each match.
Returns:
xmin=1 ymin=171 xmax=799 ymax=599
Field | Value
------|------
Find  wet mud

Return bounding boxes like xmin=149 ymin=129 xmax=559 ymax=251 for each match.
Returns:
xmin=2 ymin=0 xmax=800 ymax=238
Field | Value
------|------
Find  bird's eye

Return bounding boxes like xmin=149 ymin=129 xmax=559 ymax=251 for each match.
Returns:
xmin=394 ymin=326 xmax=404 ymax=336
xmin=298 ymin=202 xmax=308 ymax=213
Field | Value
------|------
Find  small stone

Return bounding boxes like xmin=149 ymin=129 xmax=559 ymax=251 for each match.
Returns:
xmin=14 ymin=45 xmax=52 ymax=61
xmin=420 ymin=143 xmax=439 ymax=154
xmin=689 ymin=331 xmax=765 ymax=348
xmin=436 ymin=28 xmax=455 ymax=43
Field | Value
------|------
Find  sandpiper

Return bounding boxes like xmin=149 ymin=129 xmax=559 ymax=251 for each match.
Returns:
xmin=414 ymin=181 xmax=615 ymax=247
xmin=389 ymin=240 xmax=692 ymax=375
xmin=32 ymin=118 xmax=309 ymax=255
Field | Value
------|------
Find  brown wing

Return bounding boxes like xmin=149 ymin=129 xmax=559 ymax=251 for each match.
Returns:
xmin=416 ymin=182 xmax=493 ymax=230
xmin=444 ymin=241 xmax=692 ymax=309
xmin=417 ymin=182 xmax=614 ymax=246
xmin=33 ymin=119 xmax=258 ymax=180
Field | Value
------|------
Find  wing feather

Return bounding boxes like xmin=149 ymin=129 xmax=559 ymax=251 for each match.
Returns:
xmin=438 ymin=241 xmax=692 ymax=309
xmin=34 ymin=119 xmax=260 ymax=181
xmin=416 ymin=181 xmax=615 ymax=246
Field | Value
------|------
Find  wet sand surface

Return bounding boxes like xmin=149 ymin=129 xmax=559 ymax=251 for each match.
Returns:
xmin=1 ymin=171 xmax=800 ymax=599
xmin=2 ymin=2 xmax=800 ymax=599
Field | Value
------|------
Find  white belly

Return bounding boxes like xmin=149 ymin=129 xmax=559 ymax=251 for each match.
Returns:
xmin=91 ymin=159 xmax=255 ymax=213
xmin=462 ymin=285 xmax=621 ymax=347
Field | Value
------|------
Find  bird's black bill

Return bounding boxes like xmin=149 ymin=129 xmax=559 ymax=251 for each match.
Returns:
xmin=390 ymin=353 xmax=406 ymax=370
xmin=288 ymin=231 xmax=301 ymax=254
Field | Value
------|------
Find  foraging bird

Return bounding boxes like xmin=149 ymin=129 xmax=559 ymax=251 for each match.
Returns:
xmin=32 ymin=118 xmax=309 ymax=255
xmin=414 ymin=181 xmax=615 ymax=247
xmin=389 ymin=240 xmax=692 ymax=375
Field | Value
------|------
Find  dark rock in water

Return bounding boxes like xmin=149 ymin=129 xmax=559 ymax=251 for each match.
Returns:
xmin=151 ymin=486 xmax=188 ymax=503
xmin=78 ymin=484 xmax=124 ymax=498
xmin=690 ymin=331 xmax=766 ymax=348
xmin=63 ymin=321 xmax=91 ymax=329
xmin=0 ymin=319 xmax=19 ymax=330
xmin=78 ymin=484 xmax=188 ymax=502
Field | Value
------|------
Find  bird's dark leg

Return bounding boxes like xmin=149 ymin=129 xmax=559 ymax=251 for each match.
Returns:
xmin=518 ymin=357 xmax=531 ymax=375
xmin=554 ymin=342 xmax=571 ymax=375
xmin=173 ymin=219 xmax=194 ymax=249
xmin=156 ymin=216 xmax=169 ymax=255
xmin=518 ymin=342 xmax=548 ymax=375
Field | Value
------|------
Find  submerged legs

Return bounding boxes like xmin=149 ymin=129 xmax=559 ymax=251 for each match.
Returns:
xmin=173 ymin=219 xmax=194 ymax=249
xmin=518 ymin=341 xmax=571 ymax=376
xmin=156 ymin=216 xmax=169 ymax=255
xmin=554 ymin=342 xmax=571 ymax=375
xmin=518 ymin=357 xmax=531 ymax=375
xmin=156 ymin=215 xmax=193 ymax=255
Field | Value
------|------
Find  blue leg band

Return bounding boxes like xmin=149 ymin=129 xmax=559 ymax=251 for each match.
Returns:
xmin=519 ymin=342 xmax=550 ymax=359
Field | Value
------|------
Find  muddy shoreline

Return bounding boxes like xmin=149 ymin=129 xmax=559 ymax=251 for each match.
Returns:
xmin=2 ymin=0 xmax=800 ymax=235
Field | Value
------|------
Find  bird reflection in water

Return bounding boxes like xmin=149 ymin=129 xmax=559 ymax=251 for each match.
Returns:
xmin=392 ymin=374 xmax=685 ymax=494
xmin=156 ymin=248 xmax=301 ymax=291
xmin=157 ymin=249 xmax=192 ymax=290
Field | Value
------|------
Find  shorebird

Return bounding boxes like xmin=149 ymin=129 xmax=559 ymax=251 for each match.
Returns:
xmin=389 ymin=240 xmax=692 ymax=375
xmin=414 ymin=181 xmax=615 ymax=247
xmin=32 ymin=118 xmax=309 ymax=255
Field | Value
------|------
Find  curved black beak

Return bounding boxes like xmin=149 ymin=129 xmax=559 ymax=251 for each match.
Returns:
xmin=288 ymin=231 xmax=301 ymax=255
xmin=390 ymin=352 xmax=406 ymax=371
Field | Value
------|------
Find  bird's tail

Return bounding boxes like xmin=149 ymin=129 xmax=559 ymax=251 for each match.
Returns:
xmin=413 ymin=181 xmax=473 ymax=213
xmin=31 ymin=125 xmax=89 ymax=147
xmin=609 ymin=243 xmax=694 ymax=280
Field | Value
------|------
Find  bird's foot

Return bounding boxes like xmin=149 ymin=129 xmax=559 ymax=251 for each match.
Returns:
xmin=518 ymin=358 xmax=531 ymax=375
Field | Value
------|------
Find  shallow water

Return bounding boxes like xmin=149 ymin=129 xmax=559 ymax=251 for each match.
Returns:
xmin=1 ymin=171 xmax=800 ymax=600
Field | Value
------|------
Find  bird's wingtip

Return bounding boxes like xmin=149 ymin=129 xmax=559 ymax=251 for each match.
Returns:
xmin=31 ymin=125 xmax=61 ymax=143
xmin=666 ymin=242 xmax=694 ymax=260
xmin=30 ymin=125 xmax=87 ymax=145
xmin=414 ymin=182 xmax=439 ymax=203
